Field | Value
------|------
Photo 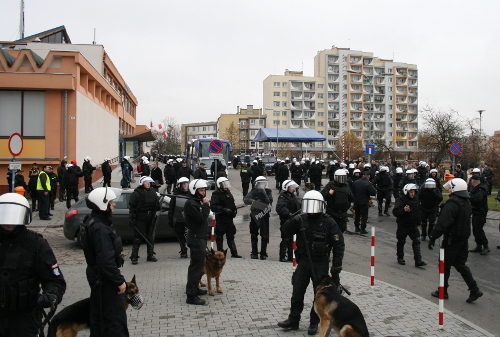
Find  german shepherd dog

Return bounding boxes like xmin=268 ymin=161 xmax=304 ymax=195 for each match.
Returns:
xmin=314 ymin=275 xmax=369 ymax=337
xmin=199 ymin=248 xmax=227 ymax=296
xmin=48 ymin=275 xmax=139 ymax=337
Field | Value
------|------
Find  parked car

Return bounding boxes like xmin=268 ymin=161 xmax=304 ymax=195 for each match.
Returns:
xmin=64 ymin=188 xmax=212 ymax=244
xmin=261 ymin=156 xmax=277 ymax=175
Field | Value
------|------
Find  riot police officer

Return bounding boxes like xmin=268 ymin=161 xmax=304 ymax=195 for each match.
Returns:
xmin=244 ymin=176 xmax=273 ymax=260
xmin=372 ymin=166 xmax=393 ymax=216
xmin=277 ymin=190 xmax=344 ymax=335
xmin=184 ymin=179 xmax=211 ymax=305
xmin=168 ymin=177 xmax=191 ymax=258
xmin=321 ymin=169 xmax=354 ymax=233
xmin=468 ymin=175 xmax=490 ymax=255
xmin=81 ymin=187 xmax=129 ymax=336
xmin=418 ymin=178 xmax=443 ymax=241
xmin=0 ymin=193 xmax=66 ymax=337
xmin=210 ymin=177 xmax=241 ymax=258
xmin=276 ymin=180 xmax=301 ymax=262
xmin=83 ymin=156 xmax=97 ymax=193
xmin=129 ymin=176 xmax=160 ymax=264
xmin=428 ymin=178 xmax=483 ymax=303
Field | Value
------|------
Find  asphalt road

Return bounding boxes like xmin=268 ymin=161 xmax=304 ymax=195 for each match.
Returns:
xmin=35 ymin=167 xmax=500 ymax=335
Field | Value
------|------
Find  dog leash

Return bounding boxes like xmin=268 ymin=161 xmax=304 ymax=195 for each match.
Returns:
xmin=36 ymin=302 xmax=57 ymax=337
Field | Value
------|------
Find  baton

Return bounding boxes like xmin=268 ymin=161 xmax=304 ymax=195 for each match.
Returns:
xmin=133 ymin=226 xmax=155 ymax=248
xmin=160 ymin=193 xmax=199 ymax=201
xmin=296 ymin=215 xmax=318 ymax=285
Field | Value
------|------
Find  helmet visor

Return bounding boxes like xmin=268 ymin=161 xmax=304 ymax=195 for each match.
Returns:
xmin=335 ymin=175 xmax=347 ymax=184
xmin=424 ymin=180 xmax=436 ymax=189
xmin=180 ymin=182 xmax=189 ymax=191
xmin=0 ymin=203 xmax=31 ymax=225
xmin=219 ymin=180 xmax=231 ymax=189
xmin=255 ymin=181 xmax=268 ymax=189
xmin=301 ymin=198 xmax=324 ymax=214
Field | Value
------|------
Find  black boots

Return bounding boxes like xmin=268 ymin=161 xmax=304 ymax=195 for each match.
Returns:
xmin=431 ymin=290 xmax=449 ymax=299
xmin=186 ymin=296 xmax=206 ymax=305
xmin=228 ymin=241 xmax=242 ymax=258
xmin=147 ymin=243 xmax=157 ymax=262
xmin=480 ymin=246 xmax=490 ymax=255
xmin=470 ymin=244 xmax=482 ymax=253
xmin=466 ymin=288 xmax=483 ymax=303
xmin=279 ymin=238 xmax=288 ymax=262
xmin=397 ymin=258 xmax=406 ymax=265
xmin=251 ymin=235 xmax=259 ymax=259
xmin=130 ymin=240 xmax=140 ymax=265
xmin=277 ymin=319 xmax=299 ymax=330
xmin=308 ymin=323 xmax=318 ymax=335
xmin=260 ymin=240 xmax=268 ymax=260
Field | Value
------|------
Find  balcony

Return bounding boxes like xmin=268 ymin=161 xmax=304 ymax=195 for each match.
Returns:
xmin=328 ymin=121 xmax=340 ymax=129
xmin=290 ymin=82 xmax=302 ymax=90
xmin=328 ymin=56 xmax=339 ymax=64
xmin=328 ymin=66 xmax=339 ymax=74
xmin=351 ymin=103 xmax=361 ymax=111
xmin=350 ymin=56 xmax=362 ymax=64
xmin=304 ymin=94 xmax=315 ymax=100
xmin=396 ymin=78 xmax=407 ymax=85
xmin=375 ymin=86 xmax=385 ymax=94
xmin=363 ymin=68 xmax=373 ymax=76
xmin=291 ymin=93 xmax=303 ymax=100
xmin=291 ymin=121 xmax=302 ymax=128
xmin=350 ymin=75 xmax=362 ymax=83
xmin=396 ymin=97 xmax=407 ymax=103
xmin=351 ymin=84 xmax=362 ymax=92
xmin=328 ymin=75 xmax=339 ymax=82
xmin=409 ymin=79 xmax=418 ymax=87
xmin=350 ymin=122 xmax=361 ymax=129
xmin=396 ymin=68 xmax=407 ymax=76
xmin=374 ymin=96 xmax=385 ymax=103
xmin=328 ymin=112 xmax=338 ymax=119
xmin=363 ymin=58 xmax=373 ymax=66
xmin=409 ymin=97 xmax=417 ymax=104
xmin=408 ymin=70 xmax=418 ymax=78
xmin=374 ymin=68 xmax=385 ymax=75
xmin=328 ymin=104 xmax=339 ymax=112
xmin=350 ymin=113 xmax=362 ymax=120
xmin=408 ymin=89 xmax=417 ymax=96
xmin=351 ymin=94 xmax=362 ymax=102
xmin=304 ymin=121 xmax=315 ymax=128
xmin=291 ymin=103 xmax=303 ymax=110
xmin=328 ymin=93 xmax=340 ymax=101
xmin=291 ymin=111 xmax=303 ymax=119
xmin=396 ymin=87 xmax=407 ymax=94
xmin=303 ymin=83 xmax=315 ymax=91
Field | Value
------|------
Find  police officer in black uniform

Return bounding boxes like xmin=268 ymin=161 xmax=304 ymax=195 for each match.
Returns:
xmin=168 ymin=177 xmax=191 ymax=258
xmin=278 ymin=190 xmax=344 ymax=335
xmin=244 ymin=176 xmax=273 ymax=260
xmin=163 ymin=159 xmax=177 ymax=194
xmin=418 ymin=178 xmax=443 ymax=241
xmin=129 ymin=176 xmax=160 ymax=264
xmin=0 ymin=193 xmax=66 ymax=337
xmin=276 ymin=180 xmax=301 ymax=262
xmin=398 ymin=169 xmax=416 ymax=197
xmin=210 ymin=177 xmax=241 ymax=258
xmin=184 ymin=179 xmax=211 ymax=305
xmin=240 ymin=162 xmax=253 ymax=197
xmin=102 ymin=158 xmax=112 ymax=187
xmin=468 ymin=175 xmax=490 ymax=255
xmin=428 ymin=178 xmax=483 ymax=303
xmin=177 ymin=160 xmax=193 ymax=180
xmin=81 ymin=187 xmax=128 ymax=336
xmin=372 ymin=166 xmax=393 ymax=216
xmin=83 ymin=156 xmax=97 ymax=193
xmin=321 ymin=169 xmax=354 ymax=233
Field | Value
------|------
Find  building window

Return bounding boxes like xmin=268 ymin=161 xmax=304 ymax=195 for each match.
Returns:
xmin=273 ymin=101 xmax=280 ymax=107
xmin=273 ymin=111 xmax=280 ymax=116
xmin=273 ymin=120 xmax=279 ymax=126
xmin=274 ymin=91 xmax=280 ymax=96
xmin=203 ymin=127 xmax=206 ymax=131
xmin=282 ymin=92 xmax=287 ymax=97
xmin=213 ymin=125 xmax=216 ymax=131
xmin=240 ymin=120 xmax=246 ymax=126
xmin=250 ymin=119 xmax=256 ymax=125
xmin=0 ymin=90 xmax=45 ymax=137
xmin=318 ymin=84 xmax=324 ymax=89
xmin=282 ymin=82 xmax=287 ymax=87
xmin=318 ymin=103 xmax=324 ymax=108
xmin=318 ymin=122 xmax=324 ymax=126
xmin=389 ymin=105 xmax=393 ymax=110
xmin=259 ymin=119 xmax=264 ymax=125
xmin=318 ymin=93 xmax=324 ymax=98
xmin=273 ymin=82 xmax=280 ymax=87
xmin=240 ymin=131 xmax=246 ymax=139
xmin=250 ymin=130 xmax=256 ymax=136
xmin=282 ymin=111 xmax=287 ymax=116
xmin=282 ymin=102 xmax=287 ymax=107
xmin=389 ymin=96 xmax=393 ymax=101
xmin=250 ymin=141 xmax=256 ymax=147
xmin=282 ymin=121 xmax=287 ymax=125
xmin=318 ymin=112 xmax=324 ymax=117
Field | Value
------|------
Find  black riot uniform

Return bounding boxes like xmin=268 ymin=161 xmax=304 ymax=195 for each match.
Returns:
xmin=0 ymin=226 xmax=66 ymax=337
xmin=279 ymin=213 xmax=344 ymax=332
xmin=398 ymin=173 xmax=416 ymax=197
xmin=290 ymin=164 xmax=303 ymax=188
xmin=277 ymin=162 xmax=289 ymax=190
xmin=83 ymin=160 xmax=97 ymax=193
xmin=428 ymin=190 xmax=483 ymax=302
xmin=102 ymin=160 xmax=112 ymax=187
xmin=81 ymin=209 xmax=128 ymax=336
xmin=210 ymin=188 xmax=240 ymax=257
xmin=468 ymin=179 xmax=490 ymax=254
xmin=184 ymin=192 xmax=211 ymax=305
xmin=168 ymin=186 xmax=191 ymax=258
xmin=321 ymin=180 xmax=354 ymax=233
xmin=276 ymin=190 xmax=301 ymax=262
xmin=163 ymin=162 xmax=177 ymax=194
xmin=129 ymin=184 xmax=160 ymax=263
xmin=372 ymin=170 xmax=393 ymax=216
xmin=240 ymin=164 xmax=253 ymax=197
xmin=243 ymin=186 xmax=273 ymax=259
xmin=418 ymin=185 xmax=442 ymax=241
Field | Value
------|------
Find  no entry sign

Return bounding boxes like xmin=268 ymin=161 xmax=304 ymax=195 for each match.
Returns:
xmin=8 ymin=133 xmax=23 ymax=157
xmin=449 ymin=141 xmax=462 ymax=157
xmin=209 ymin=139 xmax=223 ymax=154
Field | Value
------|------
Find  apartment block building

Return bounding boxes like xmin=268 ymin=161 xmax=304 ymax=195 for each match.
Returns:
xmin=263 ymin=47 xmax=418 ymax=157
xmin=217 ymin=105 xmax=266 ymax=154
xmin=181 ymin=121 xmax=217 ymax=153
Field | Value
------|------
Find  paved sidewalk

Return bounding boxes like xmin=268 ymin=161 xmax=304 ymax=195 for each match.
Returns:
xmin=58 ymin=258 xmax=492 ymax=337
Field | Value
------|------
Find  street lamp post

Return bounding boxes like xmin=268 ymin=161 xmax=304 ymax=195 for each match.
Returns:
xmin=276 ymin=120 xmax=280 ymax=159
xmin=478 ymin=110 xmax=484 ymax=137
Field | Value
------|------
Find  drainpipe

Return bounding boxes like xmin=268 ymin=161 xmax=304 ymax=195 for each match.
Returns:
xmin=63 ymin=90 xmax=68 ymax=158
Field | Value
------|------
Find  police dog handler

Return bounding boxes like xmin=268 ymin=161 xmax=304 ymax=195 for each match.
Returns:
xmin=278 ymin=190 xmax=345 ymax=336
xmin=0 ymin=193 xmax=66 ymax=337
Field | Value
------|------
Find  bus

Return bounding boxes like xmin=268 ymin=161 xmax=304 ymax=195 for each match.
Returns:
xmin=188 ymin=138 xmax=233 ymax=173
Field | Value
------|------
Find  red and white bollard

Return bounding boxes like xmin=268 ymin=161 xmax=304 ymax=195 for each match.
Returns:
xmin=292 ymin=234 xmax=297 ymax=269
xmin=371 ymin=227 xmax=375 ymax=286
xmin=210 ymin=218 xmax=216 ymax=250
xmin=439 ymin=248 xmax=445 ymax=329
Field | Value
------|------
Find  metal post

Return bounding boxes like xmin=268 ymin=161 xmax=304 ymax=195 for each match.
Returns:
xmin=276 ymin=121 xmax=279 ymax=159
xmin=368 ymin=75 xmax=375 ymax=163
xmin=10 ymin=157 xmax=15 ymax=193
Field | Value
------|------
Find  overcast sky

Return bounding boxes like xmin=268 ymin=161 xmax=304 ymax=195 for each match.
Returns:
xmin=1 ymin=0 xmax=499 ymax=135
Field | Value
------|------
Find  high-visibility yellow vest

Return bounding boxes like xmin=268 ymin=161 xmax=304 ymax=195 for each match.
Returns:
xmin=37 ymin=171 xmax=51 ymax=191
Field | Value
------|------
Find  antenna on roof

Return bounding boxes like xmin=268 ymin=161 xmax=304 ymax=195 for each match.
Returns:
xmin=19 ymin=0 xmax=25 ymax=39
xmin=93 ymin=28 xmax=96 ymax=44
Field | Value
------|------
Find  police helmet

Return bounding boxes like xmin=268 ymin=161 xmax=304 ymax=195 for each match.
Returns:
xmin=405 ymin=169 xmax=414 ymax=179
xmin=177 ymin=177 xmax=190 ymax=192
xmin=254 ymin=176 xmax=268 ymax=189
xmin=66 ymin=163 xmax=73 ymax=169
xmin=443 ymin=178 xmax=469 ymax=198
xmin=84 ymin=156 xmax=91 ymax=162
xmin=349 ymin=163 xmax=355 ymax=169
xmin=282 ymin=179 xmax=299 ymax=192
xmin=188 ymin=179 xmax=208 ymax=196
xmin=353 ymin=169 xmax=361 ymax=175
xmin=140 ymin=176 xmax=154 ymax=186
xmin=143 ymin=159 xmax=150 ymax=165
xmin=380 ymin=166 xmax=389 ymax=172
xmin=216 ymin=177 xmax=231 ymax=189
xmin=396 ymin=167 xmax=403 ymax=174
xmin=0 ymin=193 xmax=32 ymax=225
xmin=285 ymin=157 xmax=290 ymax=161
xmin=364 ymin=163 xmax=371 ymax=168
xmin=334 ymin=169 xmax=347 ymax=184
xmin=295 ymin=161 xmax=300 ymax=166
xmin=423 ymin=178 xmax=436 ymax=189
xmin=253 ymin=160 xmax=258 ymax=164
xmin=301 ymin=190 xmax=325 ymax=214
xmin=176 ymin=158 xmax=183 ymax=163
xmin=86 ymin=187 xmax=120 ymax=212
xmin=403 ymin=183 xmax=418 ymax=195
xmin=472 ymin=168 xmax=481 ymax=175
xmin=329 ymin=161 xmax=334 ymax=166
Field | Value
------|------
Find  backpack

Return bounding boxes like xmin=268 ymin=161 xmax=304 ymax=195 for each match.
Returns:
xmin=332 ymin=185 xmax=351 ymax=211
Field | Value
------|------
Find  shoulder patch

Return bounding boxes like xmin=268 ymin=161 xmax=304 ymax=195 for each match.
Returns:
xmin=334 ymin=234 xmax=340 ymax=241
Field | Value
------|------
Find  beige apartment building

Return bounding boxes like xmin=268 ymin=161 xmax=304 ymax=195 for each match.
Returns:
xmin=217 ymin=105 xmax=266 ymax=154
xmin=263 ymin=47 xmax=418 ymax=158
xmin=181 ymin=121 xmax=217 ymax=154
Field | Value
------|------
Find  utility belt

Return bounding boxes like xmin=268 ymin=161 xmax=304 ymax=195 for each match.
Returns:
xmin=0 ymin=277 xmax=40 ymax=312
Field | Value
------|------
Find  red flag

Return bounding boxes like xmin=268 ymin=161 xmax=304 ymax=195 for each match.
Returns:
xmin=150 ymin=120 xmax=153 ymax=128
xmin=158 ymin=123 xmax=164 ymax=130
xmin=162 ymin=131 xmax=167 ymax=138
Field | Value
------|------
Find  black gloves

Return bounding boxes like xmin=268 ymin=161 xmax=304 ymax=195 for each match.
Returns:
xmin=428 ymin=238 xmax=436 ymax=250
xmin=330 ymin=265 xmax=342 ymax=276
xmin=233 ymin=210 xmax=237 ymax=218
xmin=37 ymin=293 xmax=57 ymax=308
xmin=223 ymin=208 xmax=233 ymax=216
xmin=293 ymin=214 xmax=302 ymax=223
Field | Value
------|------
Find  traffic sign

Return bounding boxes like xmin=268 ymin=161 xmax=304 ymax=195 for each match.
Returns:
xmin=209 ymin=153 xmax=224 ymax=160
xmin=365 ymin=144 xmax=376 ymax=155
xmin=8 ymin=162 xmax=22 ymax=171
xmin=8 ymin=132 xmax=23 ymax=157
xmin=449 ymin=141 xmax=462 ymax=157
xmin=209 ymin=139 xmax=223 ymax=154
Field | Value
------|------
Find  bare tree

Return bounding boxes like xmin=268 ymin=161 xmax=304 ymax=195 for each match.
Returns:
xmin=417 ymin=105 xmax=469 ymax=166
xmin=222 ymin=122 xmax=240 ymax=154
xmin=153 ymin=116 xmax=182 ymax=155
xmin=336 ymin=131 xmax=363 ymax=160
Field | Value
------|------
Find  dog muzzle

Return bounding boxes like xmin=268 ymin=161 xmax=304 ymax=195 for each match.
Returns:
xmin=127 ymin=293 xmax=144 ymax=310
